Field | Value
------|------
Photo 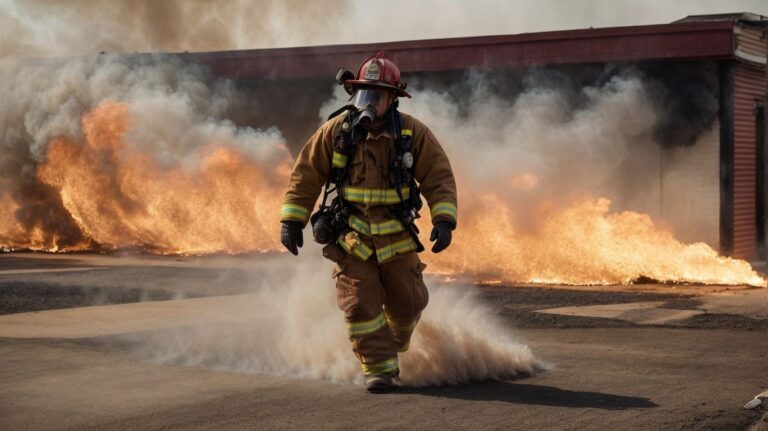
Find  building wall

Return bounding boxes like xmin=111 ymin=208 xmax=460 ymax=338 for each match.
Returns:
xmin=660 ymin=125 xmax=721 ymax=248
xmin=732 ymin=64 xmax=766 ymax=259
xmin=735 ymin=22 xmax=768 ymax=64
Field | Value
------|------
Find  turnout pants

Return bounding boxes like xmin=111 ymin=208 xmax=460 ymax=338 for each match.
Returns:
xmin=324 ymin=244 xmax=429 ymax=376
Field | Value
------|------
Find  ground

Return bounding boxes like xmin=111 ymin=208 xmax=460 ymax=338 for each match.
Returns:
xmin=0 ymin=252 xmax=766 ymax=430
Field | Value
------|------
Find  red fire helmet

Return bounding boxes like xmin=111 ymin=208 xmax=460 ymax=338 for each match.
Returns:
xmin=344 ymin=51 xmax=411 ymax=98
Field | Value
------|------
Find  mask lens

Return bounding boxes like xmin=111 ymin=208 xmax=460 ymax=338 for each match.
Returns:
xmin=352 ymin=89 xmax=384 ymax=109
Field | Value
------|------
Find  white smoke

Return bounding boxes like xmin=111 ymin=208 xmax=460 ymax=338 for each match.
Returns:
xmin=1 ymin=54 xmax=284 ymax=162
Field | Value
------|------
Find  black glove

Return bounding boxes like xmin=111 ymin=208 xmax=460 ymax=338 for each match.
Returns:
xmin=429 ymin=221 xmax=453 ymax=253
xmin=281 ymin=221 xmax=304 ymax=255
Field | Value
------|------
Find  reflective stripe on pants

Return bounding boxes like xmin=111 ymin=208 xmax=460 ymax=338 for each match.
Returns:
xmin=328 ymin=246 xmax=428 ymax=374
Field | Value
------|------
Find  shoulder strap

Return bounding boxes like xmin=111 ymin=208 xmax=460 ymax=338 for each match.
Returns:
xmin=317 ymin=109 xmax=363 ymax=212
xmin=392 ymin=110 xmax=415 ymax=177
xmin=327 ymin=104 xmax=356 ymax=121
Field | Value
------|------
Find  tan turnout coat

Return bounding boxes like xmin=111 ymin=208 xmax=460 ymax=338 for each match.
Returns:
xmin=280 ymin=111 xmax=457 ymax=263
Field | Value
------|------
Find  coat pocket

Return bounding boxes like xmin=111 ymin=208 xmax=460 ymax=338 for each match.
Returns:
xmin=323 ymin=243 xmax=346 ymax=264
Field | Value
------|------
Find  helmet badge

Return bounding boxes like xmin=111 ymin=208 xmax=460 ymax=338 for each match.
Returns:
xmin=364 ymin=62 xmax=381 ymax=80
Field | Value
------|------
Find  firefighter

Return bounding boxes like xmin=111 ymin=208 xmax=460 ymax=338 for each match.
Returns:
xmin=279 ymin=51 xmax=457 ymax=392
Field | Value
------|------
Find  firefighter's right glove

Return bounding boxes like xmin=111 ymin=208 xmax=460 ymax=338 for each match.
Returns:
xmin=430 ymin=221 xmax=453 ymax=253
xmin=281 ymin=221 xmax=304 ymax=255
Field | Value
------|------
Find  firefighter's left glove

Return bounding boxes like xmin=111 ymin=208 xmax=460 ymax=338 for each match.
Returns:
xmin=281 ymin=221 xmax=304 ymax=256
xmin=430 ymin=221 xmax=454 ymax=253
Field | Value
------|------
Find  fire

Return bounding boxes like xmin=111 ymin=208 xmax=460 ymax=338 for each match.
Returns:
xmin=422 ymin=194 xmax=767 ymax=287
xmin=27 ymin=102 xmax=292 ymax=254
xmin=0 ymin=195 xmax=28 ymax=250
xmin=1 ymin=101 xmax=765 ymax=287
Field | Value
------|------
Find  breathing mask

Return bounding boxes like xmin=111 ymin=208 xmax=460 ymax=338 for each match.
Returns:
xmin=351 ymin=88 xmax=390 ymax=128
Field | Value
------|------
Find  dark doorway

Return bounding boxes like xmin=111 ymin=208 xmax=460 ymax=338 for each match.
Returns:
xmin=756 ymin=98 xmax=766 ymax=259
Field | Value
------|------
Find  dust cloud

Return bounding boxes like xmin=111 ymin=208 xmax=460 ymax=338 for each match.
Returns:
xmin=124 ymin=253 xmax=542 ymax=387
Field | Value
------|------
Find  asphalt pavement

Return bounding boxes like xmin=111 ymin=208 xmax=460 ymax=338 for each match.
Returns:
xmin=1 ymin=253 xmax=766 ymax=430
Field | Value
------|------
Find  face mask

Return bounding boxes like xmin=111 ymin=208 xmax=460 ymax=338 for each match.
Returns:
xmin=351 ymin=88 xmax=389 ymax=128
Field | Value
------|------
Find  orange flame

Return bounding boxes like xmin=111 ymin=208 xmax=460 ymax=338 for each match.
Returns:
xmin=30 ymin=102 xmax=291 ymax=254
xmin=421 ymin=194 xmax=766 ymax=287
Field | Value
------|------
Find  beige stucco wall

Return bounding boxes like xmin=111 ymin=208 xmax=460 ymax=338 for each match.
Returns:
xmin=659 ymin=124 xmax=721 ymax=249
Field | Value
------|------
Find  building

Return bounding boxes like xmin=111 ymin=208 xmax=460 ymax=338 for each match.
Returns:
xmin=184 ymin=13 xmax=767 ymax=262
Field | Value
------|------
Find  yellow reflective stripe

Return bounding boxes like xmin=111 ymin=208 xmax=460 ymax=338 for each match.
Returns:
xmin=341 ymin=186 xmax=410 ymax=204
xmin=401 ymin=129 xmax=413 ymax=137
xmin=384 ymin=312 xmax=418 ymax=353
xmin=348 ymin=215 xmax=405 ymax=236
xmin=337 ymin=233 xmax=374 ymax=261
xmin=430 ymin=202 xmax=457 ymax=221
xmin=348 ymin=215 xmax=371 ymax=236
xmin=376 ymin=237 xmax=418 ymax=263
xmin=347 ymin=313 xmax=387 ymax=336
xmin=332 ymin=151 xmax=348 ymax=168
xmin=280 ymin=203 xmax=310 ymax=223
xmin=387 ymin=318 xmax=418 ymax=333
xmin=371 ymin=219 xmax=406 ymax=235
xmin=361 ymin=358 xmax=399 ymax=375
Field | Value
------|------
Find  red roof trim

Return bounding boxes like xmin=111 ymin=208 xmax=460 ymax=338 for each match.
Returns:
xmin=182 ymin=21 xmax=737 ymax=79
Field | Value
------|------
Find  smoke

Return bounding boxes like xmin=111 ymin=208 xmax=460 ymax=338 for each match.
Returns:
xmin=409 ymin=69 xmax=661 ymax=215
xmin=2 ymin=49 xmax=758 ymax=285
xmin=0 ymin=0 xmax=353 ymax=57
xmin=641 ymin=63 xmax=719 ymax=148
xmin=122 ymin=253 xmax=541 ymax=387
xmin=2 ymin=0 xmax=760 ymax=391
xmin=431 ymin=66 xmax=720 ymax=244
xmin=317 ymin=64 xmax=768 ymax=287
xmin=2 ymin=0 xmax=767 ymax=57
xmin=0 ymin=54 xmax=290 ymax=251
xmin=323 ymin=65 xmax=717 ymax=227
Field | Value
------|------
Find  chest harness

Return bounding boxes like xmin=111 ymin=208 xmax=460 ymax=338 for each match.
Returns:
xmin=311 ymin=103 xmax=425 ymax=253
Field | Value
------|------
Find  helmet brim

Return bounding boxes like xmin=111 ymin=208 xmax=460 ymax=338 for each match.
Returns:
xmin=343 ymin=80 xmax=411 ymax=98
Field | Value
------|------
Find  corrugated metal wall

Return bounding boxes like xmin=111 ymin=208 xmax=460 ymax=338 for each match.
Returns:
xmin=735 ymin=24 xmax=767 ymax=63
xmin=732 ymin=64 xmax=766 ymax=259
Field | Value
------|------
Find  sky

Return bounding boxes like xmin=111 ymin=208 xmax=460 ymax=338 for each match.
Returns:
xmin=0 ymin=0 xmax=766 ymax=56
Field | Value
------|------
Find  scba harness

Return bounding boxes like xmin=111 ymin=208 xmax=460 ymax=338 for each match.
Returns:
xmin=311 ymin=103 xmax=425 ymax=255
